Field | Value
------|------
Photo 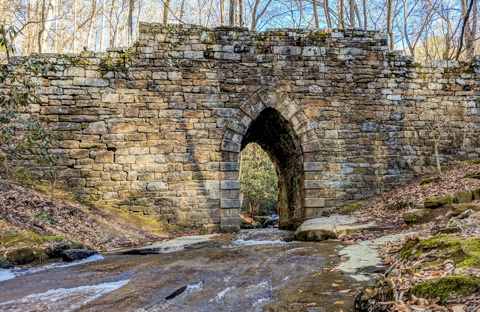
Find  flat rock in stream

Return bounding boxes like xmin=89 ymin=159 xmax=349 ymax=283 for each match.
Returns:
xmin=62 ymin=249 xmax=98 ymax=262
xmin=123 ymin=235 xmax=220 ymax=255
xmin=294 ymin=215 xmax=380 ymax=241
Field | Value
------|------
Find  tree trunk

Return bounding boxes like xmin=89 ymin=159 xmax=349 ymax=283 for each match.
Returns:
xmin=456 ymin=0 xmax=474 ymax=60
xmin=324 ymin=0 xmax=331 ymax=28
xmin=387 ymin=0 xmax=394 ymax=50
xmin=339 ymin=0 xmax=345 ymax=28
xmin=229 ymin=0 xmax=235 ymax=26
xmin=350 ymin=0 xmax=355 ymax=27
xmin=163 ymin=0 xmax=171 ymax=24
xmin=128 ymin=0 xmax=134 ymax=45
xmin=238 ymin=0 xmax=243 ymax=27
xmin=100 ymin=0 xmax=105 ymax=51
xmin=38 ymin=0 xmax=46 ymax=53
xmin=220 ymin=0 xmax=224 ymax=25
xmin=313 ymin=0 xmax=319 ymax=28
xmin=86 ymin=0 xmax=98 ymax=50
xmin=73 ymin=0 xmax=76 ymax=52
xmin=362 ymin=0 xmax=366 ymax=29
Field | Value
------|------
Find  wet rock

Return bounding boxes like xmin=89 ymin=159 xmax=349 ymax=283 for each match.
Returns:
xmin=404 ymin=208 xmax=430 ymax=223
xmin=454 ymin=190 xmax=473 ymax=204
xmin=424 ymin=196 xmax=454 ymax=209
xmin=6 ymin=247 xmax=49 ymax=265
xmin=0 ymin=255 xmax=13 ymax=269
xmin=294 ymin=215 xmax=379 ymax=241
xmin=123 ymin=235 xmax=218 ymax=254
xmin=46 ymin=237 xmax=86 ymax=258
xmin=62 ymin=249 xmax=98 ymax=261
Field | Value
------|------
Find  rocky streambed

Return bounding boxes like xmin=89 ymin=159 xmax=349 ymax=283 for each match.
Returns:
xmin=0 ymin=228 xmax=392 ymax=312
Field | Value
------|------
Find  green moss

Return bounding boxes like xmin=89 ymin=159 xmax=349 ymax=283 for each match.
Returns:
xmin=424 ymin=196 xmax=454 ymax=209
xmin=240 ymin=219 xmax=254 ymax=229
xmin=0 ymin=230 xmax=44 ymax=248
xmin=420 ymin=177 xmax=438 ymax=186
xmin=411 ymin=276 xmax=480 ymax=299
xmin=6 ymin=247 xmax=49 ymax=265
xmin=386 ymin=201 xmax=409 ymax=211
xmin=466 ymin=172 xmax=480 ymax=179
xmin=401 ymin=236 xmax=480 ymax=268
xmin=401 ymin=238 xmax=420 ymax=259
xmin=341 ymin=201 xmax=365 ymax=213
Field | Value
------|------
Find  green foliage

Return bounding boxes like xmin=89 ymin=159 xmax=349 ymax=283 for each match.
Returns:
xmin=239 ymin=143 xmax=278 ymax=217
xmin=0 ymin=25 xmax=56 ymax=180
xmin=31 ymin=212 xmax=54 ymax=222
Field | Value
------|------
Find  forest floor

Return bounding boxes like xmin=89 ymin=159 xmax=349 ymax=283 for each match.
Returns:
xmin=340 ymin=160 xmax=480 ymax=312
xmin=0 ymin=180 xmax=198 ymax=258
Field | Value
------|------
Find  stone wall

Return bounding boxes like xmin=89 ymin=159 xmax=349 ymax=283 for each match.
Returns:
xmin=5 ymin=23 xmax=480 ymax=232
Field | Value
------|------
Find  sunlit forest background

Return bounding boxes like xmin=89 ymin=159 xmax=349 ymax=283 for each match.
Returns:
xmin=0 ymin=0 xmax=479 ymax=62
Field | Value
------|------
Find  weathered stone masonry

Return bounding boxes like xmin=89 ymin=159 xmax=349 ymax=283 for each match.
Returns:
xmin=7 ymin=23 xmax=480 ymax=232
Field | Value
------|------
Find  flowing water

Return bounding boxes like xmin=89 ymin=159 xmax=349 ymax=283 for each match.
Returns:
xmin=0 ymin=229 xmax=375 ymax=312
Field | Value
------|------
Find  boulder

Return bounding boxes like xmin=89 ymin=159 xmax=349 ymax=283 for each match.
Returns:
xmin=404 ymin=209 xmax=430 ymax=223
xmin=424 ymin=196 xmax=454 ymax=209
xmin=454 ymin=190 xmax=473 ymax=204
xmin=449 ymin=204 xmax=480 ymax=217
xmin=473 ymin=188 xmax=480 ymax=201
xmin=6 ymin=247 xmax=49 ymax=265
xmin=0 ymin=255 xmax=13 ymax=269
xmin=62 ymin=249 xmax=98 ymax=262
xmin=294 ymin=215 xmax=380 ymax=241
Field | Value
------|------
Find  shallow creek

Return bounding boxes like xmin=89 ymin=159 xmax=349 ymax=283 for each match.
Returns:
xmin=0 ymin=229 xmax=385 ymax=312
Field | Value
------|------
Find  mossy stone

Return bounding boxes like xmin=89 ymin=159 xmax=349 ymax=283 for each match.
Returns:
xmin=0 ymin=230 xmax=44 ymax=248
xmin=6 ymin=247 xmax=49 ymax=265
xmin=424 ymin=196 xmax=454 ymax=209
xmin=43 ymin=236 xmax=85 ymax=258
xmin=404 ymin=209 xmax=430 ymax=223
xmin=420 ymin=177 xmax=438 ymax=186
xmin=0 ymin=255 xmax=13 ymax=269
xmin=454 ymin=190 xmax=473 ymax=204
xmin=341 ymin=201 xmax=365 ymax=213
xmin=401 ymin=236 xmax=480 ymax=268
xmin=411 ymin=276 xmax=480 ymax=299
xmin=473 ymin=188 xmax=480 ymax=200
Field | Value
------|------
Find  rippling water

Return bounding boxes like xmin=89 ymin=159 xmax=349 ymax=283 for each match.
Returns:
xmin=0 ymin=229 xmax=369 ymax=312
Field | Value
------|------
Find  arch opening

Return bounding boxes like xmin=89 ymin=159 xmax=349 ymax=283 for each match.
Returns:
xmin=240 ymin=107 xmax=304 ymax=229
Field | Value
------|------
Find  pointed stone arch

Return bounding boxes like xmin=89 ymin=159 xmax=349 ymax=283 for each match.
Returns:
xmin=219 ymin=88 xmax=324 ymax=232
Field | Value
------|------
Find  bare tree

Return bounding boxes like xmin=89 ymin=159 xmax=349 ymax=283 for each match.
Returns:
xmin=387 ymin=0 xmax=394 ymax=50
xmin=163 ymin=0 xmax=171 ymax=24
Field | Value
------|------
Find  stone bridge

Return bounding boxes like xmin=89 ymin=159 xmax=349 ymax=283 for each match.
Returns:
xmin=8 ymin=23 xmax=480 ymax=232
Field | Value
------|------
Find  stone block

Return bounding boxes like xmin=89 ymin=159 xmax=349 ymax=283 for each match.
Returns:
xmin=454 ymin=190 xmax=473 ymax=204
xmin=220 ymin=180 xmax=240 ymax=190
xmin=95 ymin=151 xmax=114 ymax=163
xmin=146 ymin=182 xmax=168 ymax=191
xmin=84 ymin=121 xmax=107 ymax=135
xmin=220 ymin=199 xmax=240 ymax=209
xmin=424 ymin=196 xmax=454 ymax=208
xmin=110 ymin=122 xmax=136 ymax=134
xmin=404 ymin=209 xmax=430 ymax=223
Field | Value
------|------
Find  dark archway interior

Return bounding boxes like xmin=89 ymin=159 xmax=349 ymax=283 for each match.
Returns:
xmin=240 ymin=108 xmax=304 ymax=229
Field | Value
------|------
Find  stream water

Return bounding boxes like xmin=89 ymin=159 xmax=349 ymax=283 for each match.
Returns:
xmin=0 ymin=229 xmax=375 ymax=312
